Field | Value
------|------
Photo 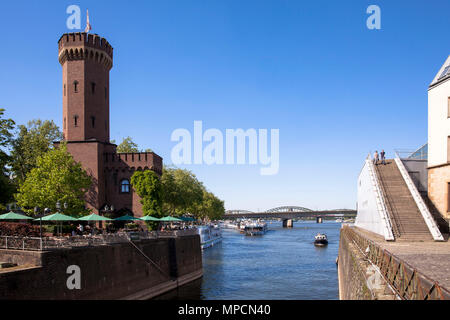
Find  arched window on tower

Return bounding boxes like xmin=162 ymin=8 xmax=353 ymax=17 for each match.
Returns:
xmin=74 ymin=115 xmax=79 ymax=127
xmin=91 ymin=82 xmax=96 ymax=94
xmin=91 ymin=116 xmax=96 ymax=128
xmin=73 ymin=81 xmax=79 ymax=93
xmin=120 ymin=179 xmax=130 ymax=194
xmin=64 ymin=84 xmax=66 ymax=96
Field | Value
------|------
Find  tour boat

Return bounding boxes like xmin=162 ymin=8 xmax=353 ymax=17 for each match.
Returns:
xmin=196 ymin=225 xmax=222 ymax=250
xmin=314 ymin=233 xmax=328 ymax=246
xmin=239 ymin=223 xmax=247 ymax=233
xmin=244 ymin=222 xmax=267 ymax=236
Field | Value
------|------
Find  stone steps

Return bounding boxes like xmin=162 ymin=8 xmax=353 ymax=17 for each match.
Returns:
xmin=375 ymin=160 xmax=433 ymax=241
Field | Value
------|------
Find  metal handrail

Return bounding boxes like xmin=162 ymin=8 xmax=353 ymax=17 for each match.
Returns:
xmin=0 ymin=236 xmax=43 ymax=251
xmin=394 ymin=153 xmax=444 ymax=241
xmin=342 ymin=226 xmax=450 ymax=300
xmin=366 ymin=154 xmax=395 ymax=240
xmin=0 ymin=229 xmax=198 ymax=251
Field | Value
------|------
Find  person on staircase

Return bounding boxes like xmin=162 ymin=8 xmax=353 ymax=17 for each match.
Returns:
xmin=373 ymin=150 xmax=379 ymax=165
xmin=380 ymin=150 xmax=386 ymax=165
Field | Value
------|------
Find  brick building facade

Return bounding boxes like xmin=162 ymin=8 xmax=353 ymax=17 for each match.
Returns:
xmin=56 ymin=32 xmax=162 ymax=217
xmin=428 ymin=55 xmax=450 ymax=220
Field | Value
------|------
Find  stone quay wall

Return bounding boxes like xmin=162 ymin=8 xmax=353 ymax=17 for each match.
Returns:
xmin=337 ymin=228 xmax=395 ymax=300
xmin=0 ymin=235 xmax=202 ymax=300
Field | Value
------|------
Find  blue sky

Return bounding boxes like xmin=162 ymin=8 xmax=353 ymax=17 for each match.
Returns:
xmin=1 ymin=1 xmax=449 ymax=211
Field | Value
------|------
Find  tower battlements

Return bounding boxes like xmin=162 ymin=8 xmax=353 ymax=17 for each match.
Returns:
xmin=58 ymin=32 xmax=113 ymax=69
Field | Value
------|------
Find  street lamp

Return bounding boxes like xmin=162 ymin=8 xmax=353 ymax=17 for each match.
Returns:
xmin=34 ymin=206 xmax=42 ymax=238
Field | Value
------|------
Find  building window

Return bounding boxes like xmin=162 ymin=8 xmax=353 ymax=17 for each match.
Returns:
xmin=448 ymin=182 xmax=450 ymax=212
xmin=448 ymin=97 xmax=450 ymax=118
xmin=64 ymin=117 xmax=66 ymax=129
xmin=64 ymin=84 xmax=66 ymax=96
xmin=448 ymin=137 xmax=450 ymax=163
xmin=120 ymin=179 xmax=130 ymax=193
xmin=91 ymin=82 xmax=96 ymax=94
xmin=73 ymin=81 xmax=79 ymax=93
xmin=91 ymin=116 xmax=96 ymax=128
xmin=74 ymin=115 xmax=78 ymax=127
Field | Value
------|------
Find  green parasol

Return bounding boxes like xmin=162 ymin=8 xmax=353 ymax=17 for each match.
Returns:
xmin=159 ymin=216 xmax=183 ymax=222
xmin=78 ymin=213 xmax=112 ymax=221
xmin=180 ymin=216 xmax=196 ymax=222
xmin=114 ymin=214 xmax=139 ymax=221
xmin=34 ymin=212 xmax=78 ymax=236
xmin=34 ymin=212 xmax=78 ymax=221
xmin=0 ymin=211 xmax=34 ymax=220
xmin=139 ymin=215 xmax=161 ymax=221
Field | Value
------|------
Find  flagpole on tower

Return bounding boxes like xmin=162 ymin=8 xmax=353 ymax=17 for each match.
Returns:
xmin=85 ymin=9 xmax=92 ymax=33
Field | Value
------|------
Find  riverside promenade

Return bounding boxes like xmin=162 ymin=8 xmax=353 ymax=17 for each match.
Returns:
xmin=338 ymin=225 xmax=450 ymax=300
xmin=355 ymin=227 xmax=450 ymax=289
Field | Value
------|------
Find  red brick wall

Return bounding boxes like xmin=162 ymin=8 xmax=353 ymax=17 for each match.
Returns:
xmin=0 ymin=235 xmax=202 ymax=300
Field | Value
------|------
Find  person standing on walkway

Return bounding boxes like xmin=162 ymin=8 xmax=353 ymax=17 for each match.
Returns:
xmin=380 ymin=150 xmax=386 ymax=165
xmin=373 ymin=150 xmax=379 ymax=165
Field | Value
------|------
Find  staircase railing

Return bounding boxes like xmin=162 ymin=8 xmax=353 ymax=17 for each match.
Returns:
xmin=366 ymin=154 xmax=395 ymax=241
xmin=394 ymin=153 xmax=444 ymax=241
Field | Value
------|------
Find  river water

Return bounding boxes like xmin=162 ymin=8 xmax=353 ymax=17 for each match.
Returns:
xmin=157 ymin=221 xmax=341 ymax=300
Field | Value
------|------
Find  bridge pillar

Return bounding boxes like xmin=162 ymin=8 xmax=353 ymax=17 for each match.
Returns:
xmin=316 ymin=217 xmax=323 ymax=224
xmin=282 ymin=219 xmax=293 ymax=228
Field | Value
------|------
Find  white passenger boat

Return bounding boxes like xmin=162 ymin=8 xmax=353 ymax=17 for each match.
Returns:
xmin=197 ymin=225 xmax=222 ymax=249
xmin=314 ymin=233 xmax=328 ymax=246
xmin=244 ymin=222 xmax=267 ymax=236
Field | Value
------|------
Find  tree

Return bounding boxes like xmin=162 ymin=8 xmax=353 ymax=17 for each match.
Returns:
xmin=114 ymin=137 xmax=154 ymax=153
xmin=131 ymin=170 xmax=163 ymax=217
xmin=116 ymin=137 xmax=139 ymax=153
xmin=10 ymin=119 xmax=63 ymax=184
xmin=161 ymin=167 xmax=204 ymax=216
xmin=0 ymin=108 xmax=15 ymax=208
xmin=131 ymin=170 xmax=163 ymax=230
xmin=192 ymin=190 xmax=225 ymax=221
xmin=15 ymin=144 xmax=92 ymax=216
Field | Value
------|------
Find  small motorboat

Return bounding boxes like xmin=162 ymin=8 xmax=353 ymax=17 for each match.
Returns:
xmin=314 ymin=233 xmax=328 ymax=246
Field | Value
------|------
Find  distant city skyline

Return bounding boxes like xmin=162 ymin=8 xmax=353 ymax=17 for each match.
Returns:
xmin=1 ymin=0 xmax=449 ymax=211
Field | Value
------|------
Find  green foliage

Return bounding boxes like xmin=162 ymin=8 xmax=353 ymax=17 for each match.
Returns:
xmin=115 ymin=137 xmax=154 ymax=154
xmin=15 ymin=144 xmax=92 ymax=216
xmin=10 ymin=119 xmax=63 ymax=184
xmin=195 ymin=190 xmax=225 ymax=221
xmin=116 ymin=136 xmax=139 ymax=153
xmin=131 ymin=170 xmax=163 ymax=217
xmin=161 ymin=167 xmax=224 ymax=220
xmin=0 ymin=108 xmax=15 ymax=206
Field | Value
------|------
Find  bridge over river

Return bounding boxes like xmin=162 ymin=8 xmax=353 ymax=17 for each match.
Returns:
xmin=223 ymin=206 xmax=356 ymax=226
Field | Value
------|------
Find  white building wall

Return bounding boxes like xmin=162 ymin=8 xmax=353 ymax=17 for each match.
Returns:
xmin=402 ymin=159 xmax=428 ymax=193
xmin=428 ymin=56 xmax=450 ymax=167
xmin=355 ymin=160 xmax=385 ymax=236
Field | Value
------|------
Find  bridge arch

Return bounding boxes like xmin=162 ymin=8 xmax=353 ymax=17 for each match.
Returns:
xmin=225 ymin=210 xmax=255 ymax=215
xmin=265 ymin=206 xmax=313 ymax=213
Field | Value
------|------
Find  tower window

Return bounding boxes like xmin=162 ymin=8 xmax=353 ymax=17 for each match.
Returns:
xmin=120 ymin=179 xmax=130 ymax=194
xmin=91 ymin=82 xmax=96 ymax=94
xmin=73 ymin=81 xmax=79 ymax=93
xmin=64 ymin=84 xmax=66 ymax=96
xmin=91 ymin=116 xmax=96 ymax=128
xmin=64 ymin=117 xmax=66 ymax=129
xmin=74 ymin=115 xmax=78 ymax=127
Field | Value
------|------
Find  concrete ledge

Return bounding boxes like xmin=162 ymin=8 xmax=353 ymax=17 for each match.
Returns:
xmin=121 ymin=269 xmax=203 ymax=300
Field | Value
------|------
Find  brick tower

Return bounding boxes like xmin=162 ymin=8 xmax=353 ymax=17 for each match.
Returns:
xmin=58 ymin=32 xmax=113 ymax=142
xmin=57 ymin=32 xmax=162 ymax=216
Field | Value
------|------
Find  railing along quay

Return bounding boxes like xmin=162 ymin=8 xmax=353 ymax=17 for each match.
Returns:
xmin=0 ymin=229 xmax=198 ymax=251
xmin=342 ymin=226 xmax=450 ymax=300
